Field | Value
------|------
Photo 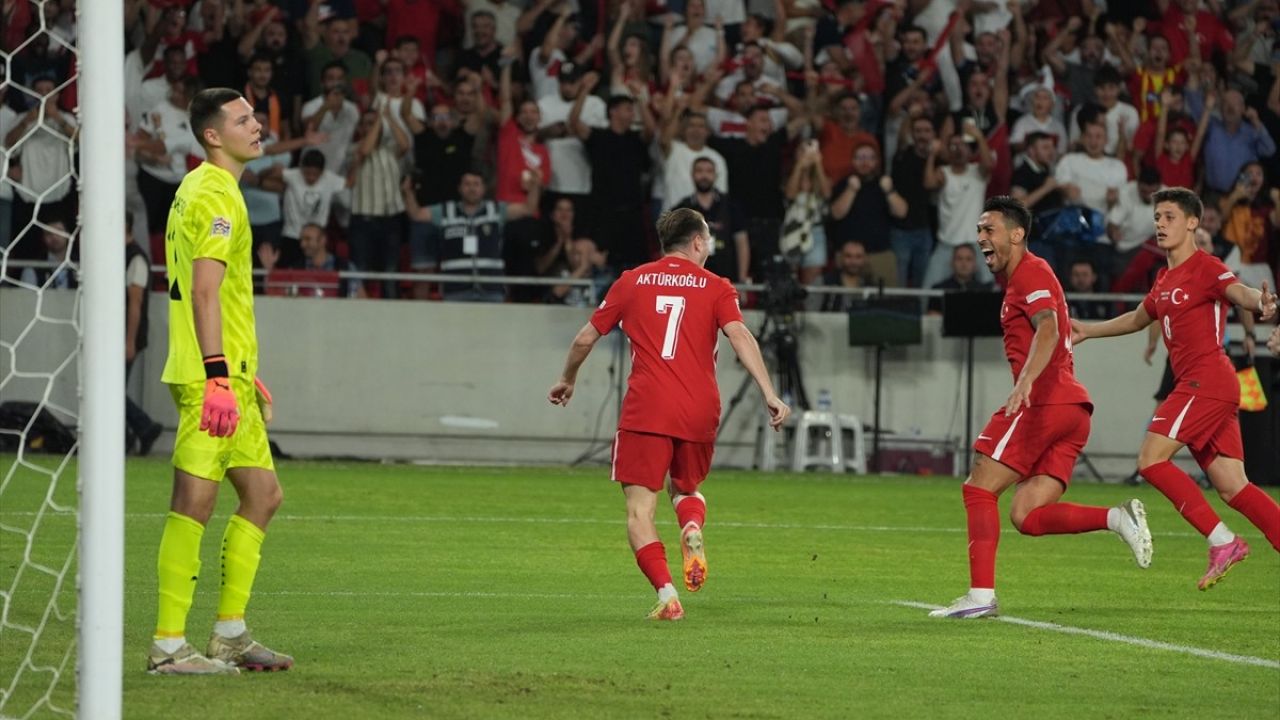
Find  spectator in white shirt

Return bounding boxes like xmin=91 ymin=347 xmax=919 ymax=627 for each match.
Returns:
xmin=281 ymin=149 xmax=351 ymax=263
xmin=667 ymin=0 xmax=722 ymax=74
xmin=133 ymin=77 xmax=205 ymax=247
xmin=714 ymin=42 xmax=773 ymax=102
xmin=132 ymin=45 xmax=188 ymax=128
xmin=528 ymin=7 xmax=602 ymax=101
xmin=924 ymin=125 xmax=996 ymax=288
xmin=1105 ymin=165 xmax=1161 ymax=279
xmin=1054 ymin=121 xmax=1128 ymax=215
xmin=301 ymin=61 xmax=361 ymax=175
xmin=737 ymin=11 xmax=803 ymax=86
xmin=537 ymin=62 xmax=606 ymax=199
xmin=464 ymin=0 xmax=524 ymax=50
xmin=658 ymin=105 xmax=729 ymax=211
xmin=1067 ymin=65 xmax=1138 ymax=157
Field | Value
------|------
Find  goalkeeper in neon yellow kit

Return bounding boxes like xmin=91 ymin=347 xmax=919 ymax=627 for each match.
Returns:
xmin=148 ymin=87 xmax=292 ymax=675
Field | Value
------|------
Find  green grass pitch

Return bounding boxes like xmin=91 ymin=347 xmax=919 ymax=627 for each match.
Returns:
xmin=2 ymin=458 xmax=1277 ymax=719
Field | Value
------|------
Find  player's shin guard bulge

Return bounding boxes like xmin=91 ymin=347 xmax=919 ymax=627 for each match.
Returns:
xmin=1227 ymin=484 xmax=1280 ymax=553
xmin=218 ymin=514 xmax=265 ymax=620
xmin=1140 ymin=461 xmax=1223 ymax=537
xmin=635 ymin=541 xmax=674 ymax=591
xmin=155 ymin=512 xmax=205 ymax=639
xmin=962 ymin=485 xmax=999 ymax=590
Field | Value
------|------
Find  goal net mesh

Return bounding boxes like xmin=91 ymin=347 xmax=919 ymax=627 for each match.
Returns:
xmin=1 ymin=1 xmax=84 ymax=716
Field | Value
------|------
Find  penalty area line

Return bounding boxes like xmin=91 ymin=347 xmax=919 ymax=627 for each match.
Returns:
xmin=891 ymin=600 xmax=1280 ymax=670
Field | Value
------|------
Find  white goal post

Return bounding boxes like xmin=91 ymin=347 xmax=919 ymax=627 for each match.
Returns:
xmin=78 ymin=0 xmax=126 ymax=717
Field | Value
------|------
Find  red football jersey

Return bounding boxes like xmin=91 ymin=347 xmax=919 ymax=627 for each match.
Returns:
xmin=590 ymin=256 xmax=744 ymax=442
xmin=1142 ymin=250 xmax=1240 ymax=404
xmin=999 ymin=253 xmax=1092 ymax=407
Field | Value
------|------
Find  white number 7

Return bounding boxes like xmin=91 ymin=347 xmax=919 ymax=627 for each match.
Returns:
xmin=656 ymin=295 xmax=686 ymax=360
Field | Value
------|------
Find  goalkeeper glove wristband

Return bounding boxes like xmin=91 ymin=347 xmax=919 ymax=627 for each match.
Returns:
xmin=200 ymin=355 xmax=239 ymax=438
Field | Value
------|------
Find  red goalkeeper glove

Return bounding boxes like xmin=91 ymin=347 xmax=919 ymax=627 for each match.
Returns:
xmin=200 ymin=355 xmax=240 ymax=438
xmin=254 ymin=376 xmax=273 ymax=424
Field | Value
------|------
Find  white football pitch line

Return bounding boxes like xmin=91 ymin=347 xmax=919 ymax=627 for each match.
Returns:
xmin=891 ymin=600 xmax=1280 ymax=669
xmin=0 ymin=510 xmax=1204 ymax=538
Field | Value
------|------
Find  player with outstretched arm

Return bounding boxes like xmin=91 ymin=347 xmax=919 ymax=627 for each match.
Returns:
xmin=1072 ymin=187 xmax=1279 ymax=589
xmin=930 ymin=197 xmax=1152 ymax=619
xmin=549 ymin=208 xmax=790 ymax=620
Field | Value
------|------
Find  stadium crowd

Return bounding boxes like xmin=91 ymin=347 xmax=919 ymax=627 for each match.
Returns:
xmin=1 ymin=0 xmax=1279 ymax=305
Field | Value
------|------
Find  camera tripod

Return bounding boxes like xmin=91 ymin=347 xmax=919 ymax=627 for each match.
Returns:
xmin=718 ymin=311 xmax=810 ymax=441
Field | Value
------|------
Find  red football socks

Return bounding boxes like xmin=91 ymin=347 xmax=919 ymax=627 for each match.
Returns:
xmin=1228 ymin=483 xmax=1280 ymax=553
xmin=963 ymin=484 xmax=999 ymax=589
xmin=674 ymin=494 xmax=706 ymax=530
xmin=1141 ymin=460 xmax=1222 ymax=537
xmin=634 ymin=541 xmax=673 ymax=590
xmin=1019 ymin=503 xmax=1109 ymax=536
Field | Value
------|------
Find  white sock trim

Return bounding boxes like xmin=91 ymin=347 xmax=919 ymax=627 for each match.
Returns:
xmin=213 ymin=619 xmax=247 ymax=638
xmin=657 ymin=584 xmax=679 ymax=604
xmin=968 ymin=588 xmax=996 ymax=603
xmin=1207 ymin=522 xmax=1236 ymax=547
xmin=1106 ymin=507 xmax=1122 ymax=533
xmin=154 ymin=636 xmax=186 ymax=654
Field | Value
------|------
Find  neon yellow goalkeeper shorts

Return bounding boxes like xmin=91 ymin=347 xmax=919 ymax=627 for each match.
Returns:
xmin=169 ymin=377 xmax=274 ymax=482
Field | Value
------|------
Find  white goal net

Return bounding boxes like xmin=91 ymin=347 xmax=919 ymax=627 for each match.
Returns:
xmin=1 ymin=1 xmax=124 ymax=718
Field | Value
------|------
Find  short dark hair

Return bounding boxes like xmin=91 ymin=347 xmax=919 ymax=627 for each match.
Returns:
xmin=901 ymin=25 xmax=928 ymax=41
xmin=831 ymin=91 xmax=860 ymax=107
xmin=163 ymin=44 xmax=186 ymax=59
xmin=472 ymin=10 xmax=495 ymax=23
xmin=322 ymin=60 xmax=347 ymax=77
xmin=747 ymin=13 xmax=774 ymax=36
xmin=839 ymin=238 xmax=867 ymax=252
xmin=657 ymin=208 xmax=706 ymax=252
xmin=189 ymin=87 xmax=245 ymax=148
xmin=983 ymin=196 xmax=1033 ymax=235
xmin=248 ymin=53 xmax=273 ymax=69
xmin=1024 ymin=130 xmax=1053 ymax=146
xmin=952 ymin=244 xmax=977 ymax=258
xmin=607 ymin=94 xmax=634 ymax=113
xmin=1152 ymin=187 xmax=1203 ymax=219
xmin=300 ymin=149 xmax=326 ymax=170
xmin=394 ymin=35 xmax=419 ymax=49
xmin=691 ymin=156 xmax=717 ymax=172
xmin=1137 ymin=164 xmax=1162 ymax=185
xmin=1070 ymin=258 xmax=1096 ymax=272
xmin=1094 ymin=64 xmax=1122 ymax=87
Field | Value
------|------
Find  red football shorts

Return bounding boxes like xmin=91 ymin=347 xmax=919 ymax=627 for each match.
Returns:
xmin=973 ymin=404 xmax=1091 ymax=484
xmin=611 ymin=429 xmax=714 ymax=493
xmin=1148 ymin=391 xmax=1243 ymax=469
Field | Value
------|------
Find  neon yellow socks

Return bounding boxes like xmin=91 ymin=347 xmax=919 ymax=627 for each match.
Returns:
xmin=154 ymin=511 xmax=204 ymax=640
xmin=216 ymin=514 xmax=265 ymax=624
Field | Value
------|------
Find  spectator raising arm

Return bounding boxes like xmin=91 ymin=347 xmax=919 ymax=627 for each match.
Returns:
xmin=568 ymin=71 xmax=601 ymax=140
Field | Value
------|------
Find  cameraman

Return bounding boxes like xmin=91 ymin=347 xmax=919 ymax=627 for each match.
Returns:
xmin=672 ymin=158 xmax=749 ymax=284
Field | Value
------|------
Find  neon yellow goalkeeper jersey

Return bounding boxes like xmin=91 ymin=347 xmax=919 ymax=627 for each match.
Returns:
xmin=161 ymin=161 xmax=258 ymax=385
